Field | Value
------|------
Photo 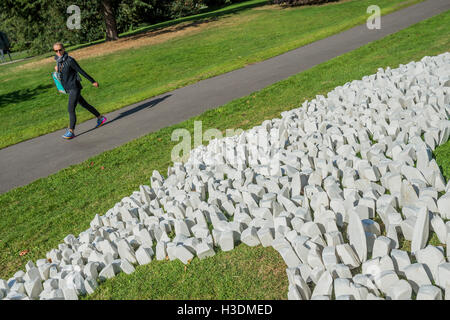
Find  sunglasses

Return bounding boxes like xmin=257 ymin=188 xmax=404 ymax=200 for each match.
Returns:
xmin=54 ymin=49 xmax=64 ymax=52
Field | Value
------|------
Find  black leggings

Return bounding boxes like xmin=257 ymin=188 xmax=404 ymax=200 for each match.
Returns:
xmin=67 ymin=89 xmax=100 ymax=130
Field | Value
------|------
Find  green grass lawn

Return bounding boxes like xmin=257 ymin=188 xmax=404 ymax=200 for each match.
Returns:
xmin=0 ymin=10 xmax=448 ymax=299
xmin=0 ymin=0 xmax=424 ymax=149
xmin=83 ymin=245 xmax=288 ymax=300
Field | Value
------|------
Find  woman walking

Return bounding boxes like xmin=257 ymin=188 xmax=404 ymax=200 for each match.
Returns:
xmin=53 ymin=42 xmax=106 ymax=139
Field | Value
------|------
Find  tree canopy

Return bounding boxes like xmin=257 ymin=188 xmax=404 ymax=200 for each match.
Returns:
xmin=0 ymin=0 xmax=245 ymax=55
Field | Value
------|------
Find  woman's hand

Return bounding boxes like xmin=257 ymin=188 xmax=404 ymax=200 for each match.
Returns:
xmin=54 ymin=65 xmax=58 ymax=72
xmin=93 ymin=82 xmax=99 ymax=88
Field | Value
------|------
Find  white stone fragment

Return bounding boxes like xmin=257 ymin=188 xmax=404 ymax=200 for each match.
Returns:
xmin=372 ymin=236 xmax=393 ymax=259
xmin=98 ymin=263 xmax=119 ymax=281
xmin=218 ymin=231 xmax=239 ymax=252
xmin=373 ymin=270 xmax=399 ymax=294
xmin=175 ymin=245 xmax=194 ymax=265
xmin=287 ymin=285 xmax=303 ymax=300
xmin=333 ymin=264 xmax=352 ymax=279
xmin=43 ymin=279 xmax=59 ymax=291
xmin=386 ymin=279 xmax=412 ymax=300
xmin=334 ymin=278 xmax=353 ymax=299
xmin=411 ymin=206 xmax=430 ymax=254
xmin=288 ymin=272 xmax=311 ymax=300
xmin=322 ymin=246 xmax=338 ymax=271
xmin=156 ymin=242 xmax=167 ymax=261
xmin=447 ymin=233 xmax=450 ymax=260
xmin=196 ymin=242 xmax=215 ymax=260
xmin=401 ymin=166 xmax=427 ymax=185
xmin=166 ymin=242 xmax=177 ymax=261
xmin=362 ymin=219 xmax=381 ymax=236
xmin=335 ymin=244 xmax=360 ymax=269
xmin=353 ymin=275 xmax=379 ymax=299
xmin=257 ymin=227 xmax=274 ymax=247
xmin=404 ymin=263 xmax=433 ymax=293
xmin=240 ymin=227 xmax=260 ymax=247
xmin=390 ymin=249 xmax=411 ymax=277
xmin=24 ymin=267 xmax=41 ymax=283
xmin=117 ymin=239 xmax=137 ymax=264
xmin=119 ymin=259 xmax=135 ymax=275
xmin=84 ymin=276 xmax=99 ymax=295
xmin=10 ymin=281 xmax=25 ymax=295
xmin=278 ymin=245 xmax=302 ymax=269
xmin=430 ymin=213 xmax=448 ymax=244
xmin=62 ymin=288 xmax=78 ymax=300
xmin=437 ymin=263 xmax=450 ymax=289
xmin=306 ymin=246 xmax=324 ymax=269
xmin=347 ymin=210 xmax=367 ymax=263
xmin=416 ymin=285 xmax=443 ymax=300
xmin=415 ymin=245 xmax=445 ymax=282
xmin=386 ymin=225 xmax=400 ymax=249
xmin=64 ymin=272 xmax=87 ymax=296
xmin=135 ymin=246 xmax=154 ymax=266
xmin=400 ymin=217 xmax=416 ymax=241
xmin=310 ymin=295 xmax=330 ymax=300
xmin=311 ymin=271 xmax=333 ymax=298
xmin=437 ymin=192 xmax=450 ymax=219
xmin=24 ymin=279 xmax=43 ymax=300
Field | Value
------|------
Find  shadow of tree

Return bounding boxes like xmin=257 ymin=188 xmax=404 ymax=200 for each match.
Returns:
xmin=120 ymin=19 xmax=217 ymax=43
xmin=0 ymin=84 xmax=53 ymax=108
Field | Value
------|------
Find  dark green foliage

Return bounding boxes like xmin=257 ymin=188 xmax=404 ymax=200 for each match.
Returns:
xmin=168 ymin=0 xmax=203 ymax=18
xmin=0 ymin=0 xmax=246 ymax=55
xmin=114 ymin=0 xmax=174 ymax=31
xmin=0 ymin=0 xmax=104 ymax=55
xmin=203 ymin=0 xmax=248 ymax=9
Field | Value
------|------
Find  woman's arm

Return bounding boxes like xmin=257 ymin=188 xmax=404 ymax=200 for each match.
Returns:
xmin=69 ymin=57 xmax=96 ymax=83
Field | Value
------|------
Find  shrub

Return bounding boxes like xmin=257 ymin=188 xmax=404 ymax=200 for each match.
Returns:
xmin=169 ymin=0 xmax=204 ymax=18
xmin=203 ymin=0 xmax=248 ymax=8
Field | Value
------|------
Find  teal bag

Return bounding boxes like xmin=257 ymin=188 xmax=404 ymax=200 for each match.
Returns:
xmin=52 ymin=72 xmax=67 ymax=94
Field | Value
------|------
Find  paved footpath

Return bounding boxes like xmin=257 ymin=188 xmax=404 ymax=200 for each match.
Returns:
xmin=1 ymin=0 xmax=449 ymax=194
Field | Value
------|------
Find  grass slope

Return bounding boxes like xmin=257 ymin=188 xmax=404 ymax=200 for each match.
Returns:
xmin=0 ymin=10 xmax=449 ymax=299
xmin=0 ymin=0 xmax=423 ymax=149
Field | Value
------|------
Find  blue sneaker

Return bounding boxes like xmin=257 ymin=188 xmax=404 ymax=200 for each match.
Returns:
xmin=62 ymin=129 xmax=75 ymax=139
xmin=95 ymin=116 xmax=107 ymax=128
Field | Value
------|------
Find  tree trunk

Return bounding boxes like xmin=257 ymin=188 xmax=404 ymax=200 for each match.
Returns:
xmin=101 ymin=0 xmax=119 ymax=41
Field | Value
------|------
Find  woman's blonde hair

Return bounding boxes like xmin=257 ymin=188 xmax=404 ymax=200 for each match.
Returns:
xmin=53 ymin=42 xmax=65 ymax=49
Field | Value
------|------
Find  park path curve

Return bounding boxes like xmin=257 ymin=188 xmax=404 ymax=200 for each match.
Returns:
xmin=0 ymin=0 xmax=449 ymax=194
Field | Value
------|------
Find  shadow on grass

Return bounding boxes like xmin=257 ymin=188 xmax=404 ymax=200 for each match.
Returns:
xmin=0 ymin=83 xmax=53 ymax=107
xmin=118 ymin=19 xmax=218 ymax=43
xmin=75 ymin=94 xmax=171 ymax=138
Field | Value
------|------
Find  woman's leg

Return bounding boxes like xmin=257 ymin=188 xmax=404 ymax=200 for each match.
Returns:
xmin=67 ymin=89 xmax=80 ymax=131
xmin=78 ymin=94 xmax=101 ymax=118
